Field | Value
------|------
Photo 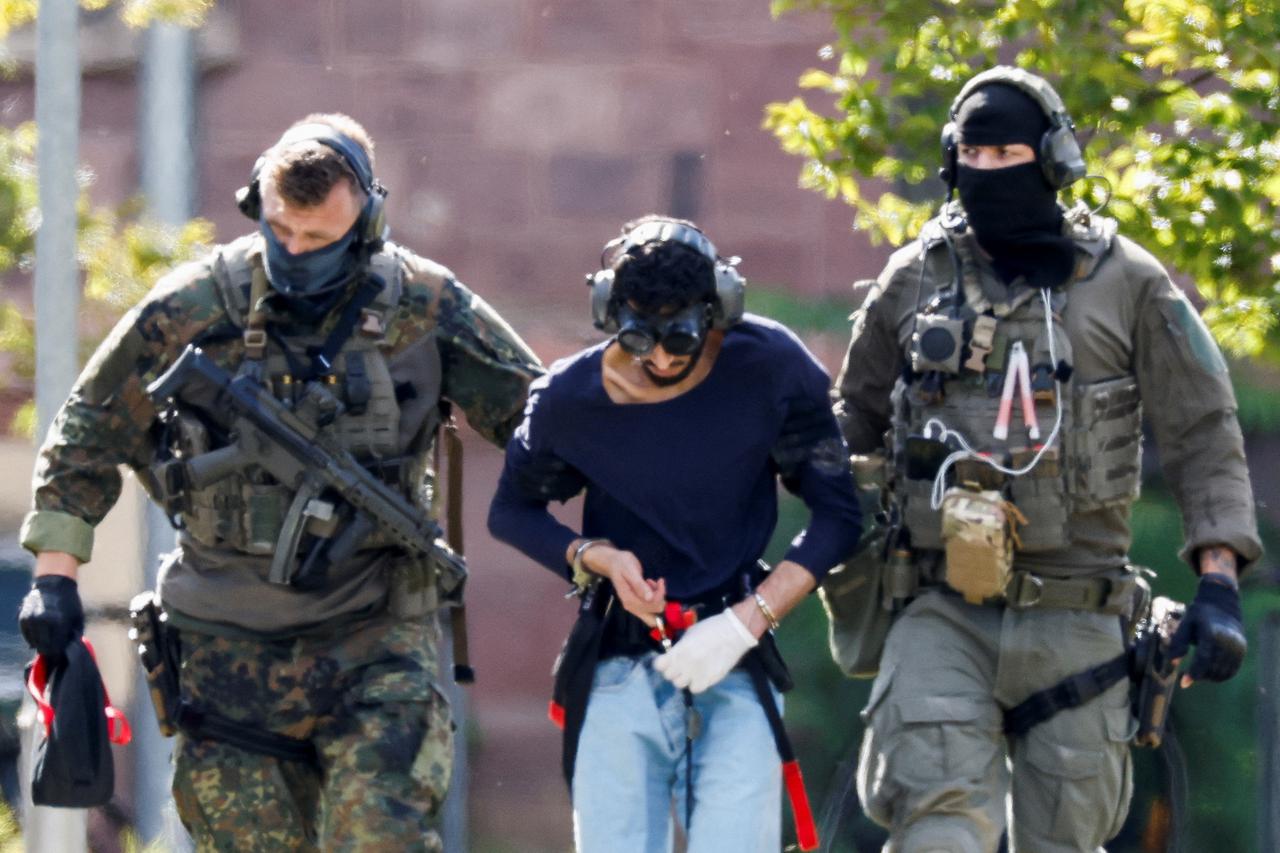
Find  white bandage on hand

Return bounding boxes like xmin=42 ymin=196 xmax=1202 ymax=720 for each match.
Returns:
xmin=653 ymin=608 xmax=758 ymax=693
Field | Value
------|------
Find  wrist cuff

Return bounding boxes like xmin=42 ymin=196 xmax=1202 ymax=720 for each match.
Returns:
xmin=724 ymin=607 xmax=759 ymax=648
xmin=21 ymin=511 xmax=94 ymax=564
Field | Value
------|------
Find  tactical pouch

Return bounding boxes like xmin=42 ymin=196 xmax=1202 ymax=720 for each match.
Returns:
xmin=242 ymin=483 xmax=289 ymax=554
xmin=820 ymin=526 xmax=892 ymax=679
xmin=387 ymin=555 xmax=440 ymax=619
xmin=179 ymin=476 xmax=242 ymax=548
xmin=1070 ymin=376 xmax=1143 ymax=510
xmin=820 ymin=458 xmax=897 ymax=678
xmin=901 ymin=478 xmax=944 ymax=550
xmin=941 ymin=488 xmax=1024 ymax=604
xmin=1006 ymin=447 xmax=1069 ymax=552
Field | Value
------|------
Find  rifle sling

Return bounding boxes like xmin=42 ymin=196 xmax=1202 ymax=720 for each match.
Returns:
xmin=443 ymin=418 xmax=474 ymax=683
xmin=307 ymin=275 xmax=384 ymax=379
xmin=1002 ymin=652 xmax=1130 ymax=737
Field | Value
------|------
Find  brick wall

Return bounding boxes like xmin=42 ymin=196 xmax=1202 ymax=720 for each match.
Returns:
xmin=1 ymin=0 xmax=887 ymax=362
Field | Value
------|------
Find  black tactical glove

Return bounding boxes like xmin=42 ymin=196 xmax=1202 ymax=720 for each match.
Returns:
xmin=18 ymin=575 xmax=85 ymax=663
xmin=1167 ymin=574 xmax=1246 ymax=683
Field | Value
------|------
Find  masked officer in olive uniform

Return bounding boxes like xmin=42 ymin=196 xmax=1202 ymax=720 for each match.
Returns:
xmin=835 ymin=68 xmax=1260 ymax=852
xmin=17 ymin=113 xmax=541 ymax=851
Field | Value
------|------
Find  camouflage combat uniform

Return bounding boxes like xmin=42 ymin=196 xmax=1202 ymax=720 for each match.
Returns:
xmin=22 ymin=233 xmax=541 ymax=851
xmin=836 ymin=209 xmax=1260 ymax=852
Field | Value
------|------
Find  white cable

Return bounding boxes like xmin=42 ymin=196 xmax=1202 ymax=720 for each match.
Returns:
xmin=928 ymin=288 xmax=1065 ymax=510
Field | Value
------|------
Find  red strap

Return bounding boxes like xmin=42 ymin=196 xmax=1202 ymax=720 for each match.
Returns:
xmin=783 ymin=759 xmax=819 ymax=851
xmin=25 ymin=654 xmax=54 ymax=736
xmin=648 ymin=602 xmax=698 ymax=643
xmin=25 ymin=639 xmax=133 ymax=746
xmin=105 ymin=705 xmax=132 ymax=745
xmin=548 ymin=700 xmax=566 ymax=731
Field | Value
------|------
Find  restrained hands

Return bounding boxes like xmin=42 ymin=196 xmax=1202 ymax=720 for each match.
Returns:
xmin=653 ymin=608 xmax=758 ymax=693
xmin=575 ymin=542 xmax=667 ymax=626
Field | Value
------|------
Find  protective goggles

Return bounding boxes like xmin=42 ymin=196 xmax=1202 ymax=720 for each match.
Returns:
xmin=615 ymin=303 xmax=708 ymax=357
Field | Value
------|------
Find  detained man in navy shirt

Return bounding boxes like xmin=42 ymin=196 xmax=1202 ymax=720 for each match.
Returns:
xmin=488 ymin=215 xmax=862 ymax=852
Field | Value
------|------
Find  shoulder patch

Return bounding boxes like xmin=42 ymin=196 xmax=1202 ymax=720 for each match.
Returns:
xmin=1164 ymin=294 xmax=1228 ymax=375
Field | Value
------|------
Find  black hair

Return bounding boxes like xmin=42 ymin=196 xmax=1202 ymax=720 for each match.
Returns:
xmin=610 ymin=216 xmax=715 ymax=314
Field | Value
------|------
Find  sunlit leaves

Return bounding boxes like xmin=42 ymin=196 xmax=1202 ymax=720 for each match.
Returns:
xmin=120 ymin=0 xmax=212 ymax=29
xmin=0 ymin=123 xmax=214 ymax=434
xmin=766 ymin=0 xmax=1280 ymax=355
xmin=0 ymin=0 xmax=210 ymax=37
xmin=0 ymin=0 xmax=35 ymax=39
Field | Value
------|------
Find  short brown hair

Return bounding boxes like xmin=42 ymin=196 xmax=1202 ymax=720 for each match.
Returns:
xmin=262 ymin=113 xmax=375 ymax=208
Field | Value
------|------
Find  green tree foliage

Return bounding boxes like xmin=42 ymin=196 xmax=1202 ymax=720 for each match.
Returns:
xmin=0 ymin=0 xmax=216 ymax=436
xmin=765 ymin=0 xmax=1280 ymax=355
xmin=0 ymin=121 xmax=213 ymax=436
xmin=0 ymin=0 xmax=211 ymax=38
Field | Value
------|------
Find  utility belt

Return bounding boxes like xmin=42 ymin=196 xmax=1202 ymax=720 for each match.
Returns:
xmin=596 ymin=569 xmax=757 ymax=660
xmin=128 ymin=591 xmax=317 ymax=765
xmin=876 ymin=552 xmax=1170 ymax=742
xmin=893 ymin=549 xmax=1142 ymax=617
xmin=548 ymin=570 xmax=818 ymax=850
xmin=1004 ymin=586 xmax=1185 ymax=747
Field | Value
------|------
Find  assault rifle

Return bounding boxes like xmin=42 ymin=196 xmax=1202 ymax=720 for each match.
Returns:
xmin=145 ymin=344 xmax=466 ymax=595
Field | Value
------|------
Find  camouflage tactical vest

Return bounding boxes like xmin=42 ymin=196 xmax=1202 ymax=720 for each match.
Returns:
xmin=170 ymin=237 xmax=443 ymax=559
xmin=892 ymin=216 xmax=1143 ymax=555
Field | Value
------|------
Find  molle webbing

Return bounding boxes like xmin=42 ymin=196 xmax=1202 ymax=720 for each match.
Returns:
xmin=1068 ymin=375 xmax=1143 ymax=509
xmin=182 ymin=240 xmax=421 ymax=560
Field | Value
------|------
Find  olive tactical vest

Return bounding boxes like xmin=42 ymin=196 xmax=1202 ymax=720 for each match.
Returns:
xmin=170 ymin=236 xmax=443 ymax=559
xmin=892 ymin=215 xmax=1143 ymax=557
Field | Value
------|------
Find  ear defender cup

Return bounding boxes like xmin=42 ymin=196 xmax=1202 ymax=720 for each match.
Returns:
xmin=940 ymin=66 xmax=1086 ymax=189
xmin=938 ymin=121 xmax=959 ymax=187
xmin=588 ymin=270 xmax=617 ymax=332
xmin=235 ymin=154 xmax=269 ymax=221
xmin=586 ymin=218 xmax=746 ymax=332
xmin=711 ymin=261 xmax=745 ymax=330
xmin=235 ymin=123 xmax=389 ymax=248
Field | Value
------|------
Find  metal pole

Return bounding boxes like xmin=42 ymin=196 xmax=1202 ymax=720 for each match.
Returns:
xmin=25 ymin=0 xmax=86 ymax=849
xmin=135 ymin=20 xmax=196 ymax=851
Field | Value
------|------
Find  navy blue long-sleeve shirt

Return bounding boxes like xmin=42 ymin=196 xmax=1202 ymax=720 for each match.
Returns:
xmin=487 ymin=314 xmax=862 ymax=599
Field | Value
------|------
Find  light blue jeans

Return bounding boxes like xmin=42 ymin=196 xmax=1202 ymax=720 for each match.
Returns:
xmin=571 ymin=653 xmax=782 ymax=853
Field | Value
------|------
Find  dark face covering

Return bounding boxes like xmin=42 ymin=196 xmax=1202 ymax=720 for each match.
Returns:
xmin=260 ymin=218 xmax=361 ymax=297
xmin=956 ymin=162 xmax=1076 ymax=288
xmin=953 ymin=83 xmax=1078 ymax=288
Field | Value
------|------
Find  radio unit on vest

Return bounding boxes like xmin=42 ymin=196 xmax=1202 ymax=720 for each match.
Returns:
xmin=911 ymin=314 xmax=966 ymax=375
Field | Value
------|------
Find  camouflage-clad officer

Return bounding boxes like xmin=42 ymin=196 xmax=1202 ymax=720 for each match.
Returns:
xmin=17 ymin=114 xmax=541 ymax=851
xmin=836 ymin=69 xmax=1260 ymax=852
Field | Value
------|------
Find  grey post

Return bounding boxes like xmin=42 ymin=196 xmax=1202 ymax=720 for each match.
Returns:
xmin=25 ymin=0 xmax=86 ymax=850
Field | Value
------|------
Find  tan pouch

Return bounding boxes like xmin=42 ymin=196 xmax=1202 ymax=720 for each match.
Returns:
xmin=941 ymin=488 xmax=1026 ymax=604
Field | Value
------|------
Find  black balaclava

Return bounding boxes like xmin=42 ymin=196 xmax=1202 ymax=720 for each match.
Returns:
xmin=954 ymin=82 xmax=1077 ymax=288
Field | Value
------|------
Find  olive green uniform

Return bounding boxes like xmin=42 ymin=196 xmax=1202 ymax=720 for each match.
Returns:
xmin=22 ymin=233 xmax=542 ymax=851
xmin=836 ymin=210 xmax=1259 ymax=852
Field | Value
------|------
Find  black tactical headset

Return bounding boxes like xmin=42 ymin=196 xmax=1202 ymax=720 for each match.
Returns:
xmin=586 ymin=218 xmax=746 ymax=334
xmin=939 ymin=66 xmax=1086 ymax=190
xmin=236 ymin=122 xmax=389 ymax=250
